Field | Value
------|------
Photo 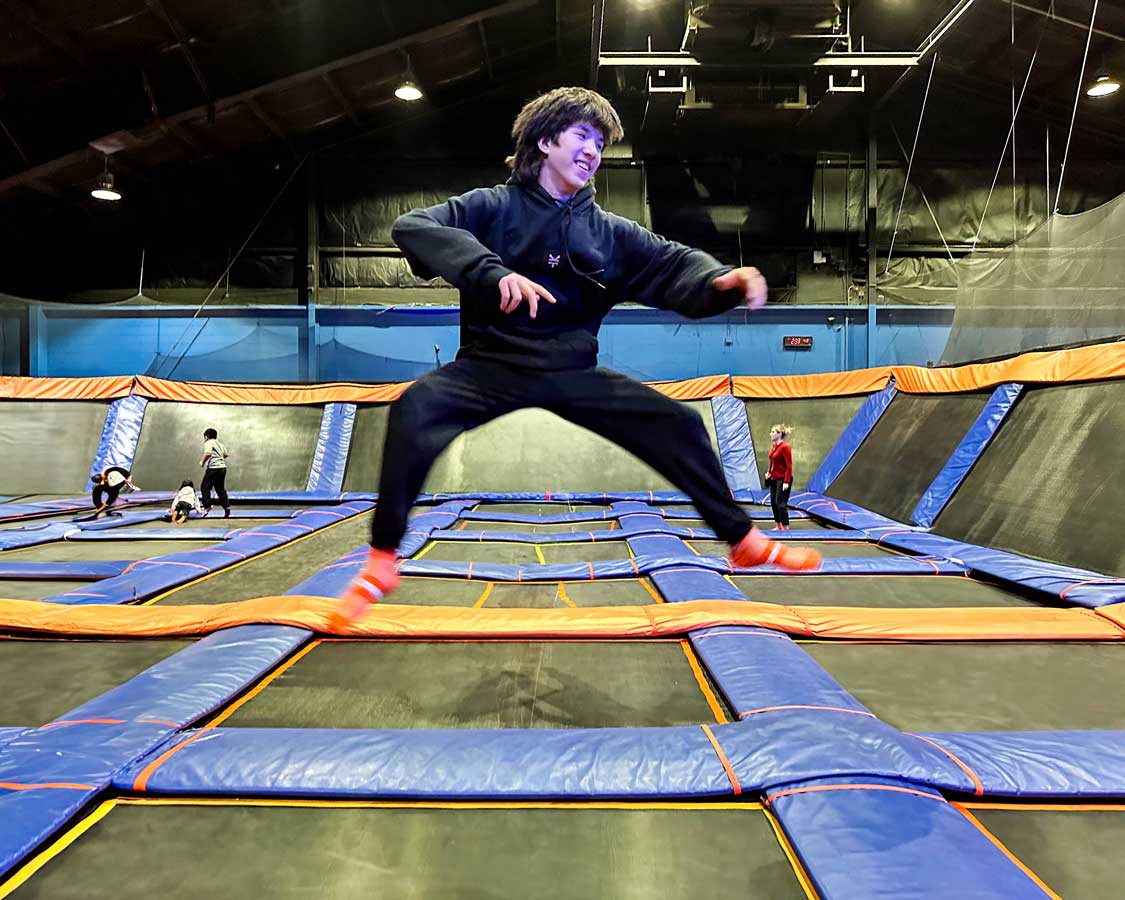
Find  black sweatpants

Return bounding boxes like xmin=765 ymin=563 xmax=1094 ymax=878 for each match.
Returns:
xmin=201 ymin=468 xmax=230 ymax=511
xmin=92 ymin=484 xmax=121 ymax=509
xmin=370 ymin=357 xmax=753 ymax=550
xmin=768 ymin=478 xmax=791 ymax=528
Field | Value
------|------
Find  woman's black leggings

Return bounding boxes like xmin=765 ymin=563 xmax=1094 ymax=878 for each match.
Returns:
xmin=201 ymin=468 xmax=230 ymax=510
xmin=768 ymin=478 xmax=791 ymax=527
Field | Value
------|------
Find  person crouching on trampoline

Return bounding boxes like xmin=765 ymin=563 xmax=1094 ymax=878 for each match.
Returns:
xmin=339 ymin=86 xmax=821 ymax=619
xmin=168 ymin=479 xmax=202 ymax=524
xmin=199 ymin=428 xmax=231 ymax=518
xmin=765 ymin=424 xmax=794 ymax=530
xmin=90 ymin=466 xmax=139 ymax=518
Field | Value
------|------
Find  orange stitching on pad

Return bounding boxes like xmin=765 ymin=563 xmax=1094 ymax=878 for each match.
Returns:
xmin=700 ymin=724 xmax=741 ymax=795
xmin=910 ymin=734 xmax=984 ymax=796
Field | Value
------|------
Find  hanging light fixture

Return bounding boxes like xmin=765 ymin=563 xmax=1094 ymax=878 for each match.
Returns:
xmin=91 ymin=158 xmax=122 ymax=201
xmin=394 ymin=52 xmax=424 ymax=102
xmin=1086 ymin=70 xmax=1121 ymax=98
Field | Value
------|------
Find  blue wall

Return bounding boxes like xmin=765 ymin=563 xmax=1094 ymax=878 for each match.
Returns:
xmin=27 ymin=304 xmax=953 ymax=381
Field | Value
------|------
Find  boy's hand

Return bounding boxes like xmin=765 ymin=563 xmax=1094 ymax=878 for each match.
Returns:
xmin=713 ymin=267 xmax=768 ymax=310
xmin=498 ymin=272 xmax=557 ymax=319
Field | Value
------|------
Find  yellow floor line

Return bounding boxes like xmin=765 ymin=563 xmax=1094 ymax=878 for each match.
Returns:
xmin=763 ymin=804 xmax=821 ymax=899
xmin=680 ymin=639 xmax=728 ymax=723
xmin=555 ymin=583 xmax=577 ymax=609
xmin=472 ymin=582 xmax=495 ymax=609
xmin=142 ymin=508 xmax=368 ymax=606
xmin=0 ymin=799 xmax=117 ymax=899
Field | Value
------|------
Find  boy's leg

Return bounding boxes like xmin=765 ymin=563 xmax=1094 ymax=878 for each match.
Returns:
xmin=542 ymin=368 xmax=819 ymax=570
xmin=200 ymin=470 xmax=215 ymax=513
xmin=341 ymin=358 xmax=530 ymax=618
xmin=213 ymin=469 xmax=230 ymax=515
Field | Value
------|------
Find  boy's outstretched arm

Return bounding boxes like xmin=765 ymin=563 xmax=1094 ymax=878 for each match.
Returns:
xmin=392 ymin=188 xmax=513 ymax=295
xmin=609 ymin=216 xmax=767 ymax=318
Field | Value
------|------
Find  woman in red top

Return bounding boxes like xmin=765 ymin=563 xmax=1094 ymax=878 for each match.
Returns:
xmin=766 ymin=423 xmax=794 ymax=530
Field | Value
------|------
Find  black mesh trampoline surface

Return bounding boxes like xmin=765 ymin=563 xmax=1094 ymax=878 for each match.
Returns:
xmin=964 ymin=803 xmax=1125 ymax=900
xmin=388 ymin=577 xmax=662 ymax=607
xmin=130 ymin=402 xmax=323 ymax=493
xmin=0 ymin=580 xmax=98 ymax=601
xmin=801 ymin=641 xmax=1125 ymax=731
xmin=415 ymin=539 xmax=633 ymax=564
xmin=217 ymin=639 xmax=730 ymax=729
xmin=8 ymin=800 xmax=809 ymax=900
xmin=342 ymin=402 xmax=722 ymax=494
xmin=0 ymin=401 xmax=109 ymax=495
xmin=743 ymin=395 xmax=869 ymax=486
xmin=934 ymin=380 xmax=1125 ymax=577
xmin=827 ymin=391 xmax=990 ymax=523
xmin=0 ymin=637 xmax=193 ymax=726
xmin=731 ymin=575 xmax=1040 ymax=608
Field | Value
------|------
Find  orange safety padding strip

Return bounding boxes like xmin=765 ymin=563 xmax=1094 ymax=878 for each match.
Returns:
xmin=732 ymin=368 xmax=892 ymax=399
xmin=0 ymin=375 xmax=133 ymax=401
xmin=890 ymin=341 xmax=1125 ymax=393
xmin=0 ymin=596 xmax=1121 ymax=641
xmin=133 ymin=375 xmax=411 ymax=405
xmin=646 ymin=374 xmax=731 ymax=400
xmin=0 ymin=781 xmax=96 ymax=791
xmin=700 ymin=724 xmax=741 ymax=795
xmin=910 ymin=733 xmax=984 ymax=796
xmin=1093 ymin=604 xmax=1125 ymax=634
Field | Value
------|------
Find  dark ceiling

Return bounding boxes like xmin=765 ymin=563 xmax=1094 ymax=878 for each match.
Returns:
xmin=0 ymin=0 xmax=1121 ymax=205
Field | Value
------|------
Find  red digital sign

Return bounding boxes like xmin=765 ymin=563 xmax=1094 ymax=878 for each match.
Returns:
xmin=782 ymin=335 xmax=813 ymax=350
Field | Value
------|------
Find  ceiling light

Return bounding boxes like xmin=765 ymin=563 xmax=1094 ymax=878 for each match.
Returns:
xmin=91 ymin=168 xmax=121 ymax=202
xmin=1086 ymin=72 xmax=1121 ymax=97
xmin=394 ymin=79 xmax=423 ymax=102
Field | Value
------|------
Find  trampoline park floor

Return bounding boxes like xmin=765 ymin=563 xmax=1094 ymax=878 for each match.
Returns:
xmin=730 ymin=574 xmax=1045 ymax=608
xmin=0 ymin=636 xmax=194 ymax=726
xmin=0 ymin=580 xmax=97 ymax=601
xmin=800 ymin=640 xmax=1125 ymax=731
xmin=5 ymin=800 xmax=811 ymax=900
xmin=213 ymin=637 xmax=732 ymax=730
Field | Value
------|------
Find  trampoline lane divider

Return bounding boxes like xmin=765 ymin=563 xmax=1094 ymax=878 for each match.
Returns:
xmin=807 ymin=380 xmax=897 ymax=495
xmin=766 ymin=776 xmax=1060 ymax=900
xmin=711 ymin=394 xmax=761 ymax=492
xmin=86 ymin=395 xmax=148 ymax=491
xmin=911 ymin=383 xmax=1023 ymax=528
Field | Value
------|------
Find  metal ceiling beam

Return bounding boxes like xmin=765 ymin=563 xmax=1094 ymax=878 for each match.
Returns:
xmin=590 ymin=0 xmax=606 ymax=86
xmin=321 ymin=73 xmax=361 ymax=126
xmin=599 ymin=51 xmax=920 ymax=68
xmin=144 ymin=0 xmax=215 ymax=106
xmin=244 ymin=96 xmax=296 ymax=156
xmin=477 ymin=20 xmax=494 ymax=80
xmin=875 ymin=0 xmax=985 ymax=109
xmin=0 ymin=0 xmax=535 ymax=198
xmin=1004 ymin=0 xmax=1124 ymax=42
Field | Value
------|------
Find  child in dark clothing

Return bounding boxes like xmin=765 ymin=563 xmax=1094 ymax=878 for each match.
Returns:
xmin=90 ymin=466 xmax=139 ymax=518
xmin=340 ymin=86 xmax=820 ymax=619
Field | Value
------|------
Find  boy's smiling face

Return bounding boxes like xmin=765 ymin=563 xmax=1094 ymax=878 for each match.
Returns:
xmin=537 ymin=121 xmax=605 ymax=197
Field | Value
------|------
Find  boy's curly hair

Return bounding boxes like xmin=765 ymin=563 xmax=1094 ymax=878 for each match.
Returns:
xmin=505 ymin=87 xmax=624 ymax=185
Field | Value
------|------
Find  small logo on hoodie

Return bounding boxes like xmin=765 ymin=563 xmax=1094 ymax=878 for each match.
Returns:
xmin=546 ymin=252 xmax=561 ymax=268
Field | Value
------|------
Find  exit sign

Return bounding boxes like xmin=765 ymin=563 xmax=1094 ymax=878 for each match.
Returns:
xmin=783 ymin=335 xmax=813 ymax=350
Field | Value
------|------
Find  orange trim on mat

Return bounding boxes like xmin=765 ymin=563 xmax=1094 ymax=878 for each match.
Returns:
xmin=0 ymin=596 xmax=1122 ymax=641
xmin=133 ymin=375 xmax=411 ymax=405
xmin=765 ymin=783 xmax=945 ymax=806
xmin=733 ymin=368 xmax=892 ymax=399
xmin=646 ymin=374 xmax=731 ymax=400
xmin=0 ymin=375 xmax=133 ymax=401
xmin=700 ymin=724 xmax=741 ymax=795
xmin=910 ymin=733 xmax=984 ymax=796
xmin=0 ymin=781 xmax=96 ymax=791
xmin=132 ymin=640 xmax=320 ymax=791
xmin=891 ymin=341 xmax=1125 ymax=393
xmin=953 ymin=804 xmax=1065 ymax=900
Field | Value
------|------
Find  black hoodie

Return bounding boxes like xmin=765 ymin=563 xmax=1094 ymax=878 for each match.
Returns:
xmin=391 ymin=178 xmax=741 ymax=370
